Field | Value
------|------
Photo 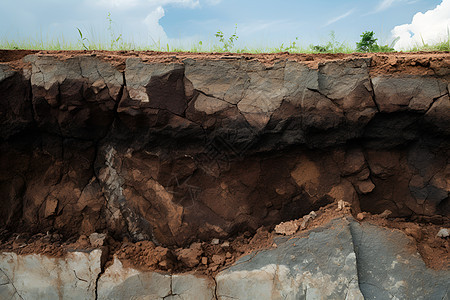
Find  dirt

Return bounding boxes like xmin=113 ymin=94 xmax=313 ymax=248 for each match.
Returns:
xmin=1 ymin=49 xmax=449 ymax=76
xmin=1 ymin=201 xmax=447 ymax=274
xmin=0 ymin=49 xmax=448 ymax=275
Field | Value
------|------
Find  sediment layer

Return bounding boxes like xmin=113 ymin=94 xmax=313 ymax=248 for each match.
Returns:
xmin=0 ymin=50 xmax=449 ymax=247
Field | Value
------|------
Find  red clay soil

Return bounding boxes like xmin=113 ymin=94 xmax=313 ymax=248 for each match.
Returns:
xmin=1 ymin=201 xmax=448 ymax=274
xmin=1 ymin=49 xmax=449 ymax=75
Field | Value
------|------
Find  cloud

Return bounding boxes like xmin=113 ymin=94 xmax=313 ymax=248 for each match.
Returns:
xmin=89 ymin=0 xmax=203 ymax=44
xmin=391 ymin=0 xmax=450 ymax=50
xmin=143 ymin=6 xmax=168 ymax=41
xmin=323 ymin=9 xmax=355 ymax=27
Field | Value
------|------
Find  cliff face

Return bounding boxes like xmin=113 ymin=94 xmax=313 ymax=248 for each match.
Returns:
xmin=0 ymin=51 xmax=449 ymax=246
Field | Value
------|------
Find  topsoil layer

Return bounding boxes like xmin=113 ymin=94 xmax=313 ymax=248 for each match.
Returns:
xmin=1 ymin=49 xmax=449 ymax=76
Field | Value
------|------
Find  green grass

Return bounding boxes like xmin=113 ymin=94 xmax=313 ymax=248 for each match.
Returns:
xmin=1 ymin=16 xmax=449 ymax=53
xmin=406 ymin=30 xmax=450 ymax=52
xmin=2 ymin=33 xmax=448 ymax=53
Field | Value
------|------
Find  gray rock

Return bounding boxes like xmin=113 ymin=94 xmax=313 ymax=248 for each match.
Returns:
xmin=170 ymin=274 xmax=216 ymax=300
xmin=283 ymin=60 xmax=319 ymax=104
xmin=194 ymin=93 xmax=232 ymax=115
xmin=1 ymin=218 xmax=449 ymax=300
xmin=97 ymin=257 xmax=216 ymax=300
xmin=184 ymin=59 xmax=250 ymax=105
xmin=125 ymin=58 xmax=184 ymax=101
xmin=23 ymin=55 xmax=123 ymax=139
xmin=97 ymin=257 xmax=171 ymax=300
xmin=89 ymin=232 xmax=107 ymax=247
xmin=372 ymin=76 xmax=448 ymax=113
xmin=185 ymin=59 xmax=289 ymax=128
xmin=0 ymin=64 xmax=33 ymax=139
xmin=317 ymin=58 xmax=376 ymax=126
xmin=437 ymin=228 xmax=449 ymax=238
xmin=215 ymin=218 xmax=364 ymax=300
xmin=25 ymin=55 xmax=123 ymax=99
xmin=124 ymin=58 xmax=187 ymax=115
xmin=0 ymin=250 xmax=102 ymax=300
xmin=349 ymin=220 xmax=450 ymax=300
xmin=424 ymin=94 xmax=450 ymax=134
xmin=318 ymin=58 xmax=371 ymax=100
xmin=237 ymin=61 xmax=286 ymax=128
xmin=0 ymin=64 xmax=15 ymax=82
xmin=96 ymin=145 xmax=156 ymax=241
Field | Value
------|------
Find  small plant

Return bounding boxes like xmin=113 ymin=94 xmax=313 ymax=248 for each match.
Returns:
xmin=356 ymin=31 xmax=396 ymax=52
xmin=76 ymin=27 xmax=89 ymax=50
xmin=106 ymin=12 xmax=123 ymax=50
xmin=276 ymin=37 xmax=300 ymax=52
xmin=214 ymin=24 xmax=238 ymax=52
xmin=310 ymin=31 xmax=349 ymax=53
xmin=356 ymin=31 xmax=377 ymax=52
xmin=310 ymin=44 xmax=330 ymax=53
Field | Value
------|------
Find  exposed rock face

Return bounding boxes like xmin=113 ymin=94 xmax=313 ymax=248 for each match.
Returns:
xmin=350 ymin=221 xmax=450 ymax=300
xmin=0 ymin=250 xmax=102 ymax=299
xmin=0 ymin=52 xmax=449 ymax=248
xmin=216 ymin=218 xmax=364 ymax=299
xmin=97 ymin=258 xmax=216 ymax=300
xmin=1 ymin=217 xmax=448 ymax=299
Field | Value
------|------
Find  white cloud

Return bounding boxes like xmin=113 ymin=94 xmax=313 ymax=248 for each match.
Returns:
xmin=89 ymin=0 xmax=203 ymax=44
xmin=391 ymin=0 xmax=450 ymax=50
xmin=143 ymin=6 xmax=168 ymax=42
xmin=323 ymin=9 xmax=355 ymax=27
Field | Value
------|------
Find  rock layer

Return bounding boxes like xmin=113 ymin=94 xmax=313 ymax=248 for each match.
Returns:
xmin=0 ymin=51 xmax=449 ymax=247
xmin=1 ymin=217 xmax=448 ymax=299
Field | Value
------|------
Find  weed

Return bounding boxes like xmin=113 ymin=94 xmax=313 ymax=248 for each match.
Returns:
xmin=214 ymin=24 xmax=238 ymax=52
xmin=309 ymin=31 xmax=351 ymax=53
xmin=106 ymin=12 xmax=123 ymax=50
xmin=275 ymin=37 xmax=300 ymax=52
xmin=76 ymin=28 xmax=89 ymax=50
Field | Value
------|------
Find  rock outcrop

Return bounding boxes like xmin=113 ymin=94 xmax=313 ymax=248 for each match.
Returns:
xmin=1 ymin=217 xmax=448 ymax=299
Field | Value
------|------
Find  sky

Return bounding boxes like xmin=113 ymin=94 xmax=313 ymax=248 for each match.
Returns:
xmin=0 ymin=0 xmax=449 ymax=50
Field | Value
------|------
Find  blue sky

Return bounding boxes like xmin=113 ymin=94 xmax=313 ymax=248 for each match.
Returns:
xmin=1 ymin=0 xmax=449 ymax=50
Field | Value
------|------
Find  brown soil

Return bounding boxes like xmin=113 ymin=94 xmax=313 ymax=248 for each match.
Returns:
xmin=1 ymin=201 xmax=448 ymax=274
xmin=1 ymin=49 xmax=448 ymax=76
